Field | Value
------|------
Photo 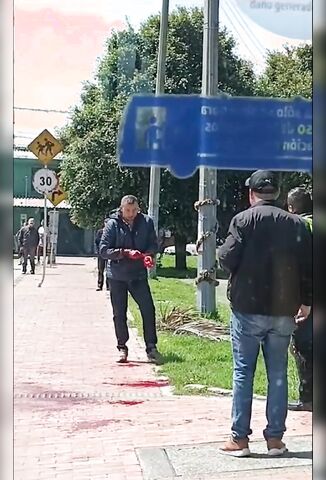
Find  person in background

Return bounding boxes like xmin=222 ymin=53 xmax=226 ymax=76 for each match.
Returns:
xmin=95 ymin=221 xmax=109 ymax=291
xmin=15 ymin=222 xmax=26 ymax=265
xmin=217 ymin=170 xmax=312 ymax=458
xmin=18 ymin=218 xmax=39 ymax=274
xmin=287 ymin=187 xmax=313 ymax=412
xmin=99 ymin=195 xmax=162 ymax=364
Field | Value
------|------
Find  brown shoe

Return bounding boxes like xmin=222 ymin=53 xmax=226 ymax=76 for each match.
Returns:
xmin=267 ymin=438 xmax=288 ymax=456
xmin=219 ymin=436 xmax=250 ymax=457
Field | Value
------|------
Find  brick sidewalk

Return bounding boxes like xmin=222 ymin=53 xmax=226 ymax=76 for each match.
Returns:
xmin=14 ymin=258 xmax=312 ymax=480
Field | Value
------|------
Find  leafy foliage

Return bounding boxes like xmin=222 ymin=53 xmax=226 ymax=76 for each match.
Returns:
xmin=59 ymin=8 xmax=312 ymax=250
xmin=255 ymin=44 xmax=313 ymax=199
xmin=59 ymin=7 xmax=256 ymax=237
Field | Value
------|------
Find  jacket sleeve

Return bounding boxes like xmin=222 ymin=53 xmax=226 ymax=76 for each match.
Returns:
xmin=298 ymin=222 xmax=312 ymax=306
xmin=94 ymin=230 xmax=102 ymax=254
xmin=18 ymin=228 xmax=23 ymax=247
xmin=99 ymin=220 xmax=125 ymax=260
xmin=146 ymin=217 xmax=159 ymax=256
xmin=218 ymin=215 xmax=245 ymax=274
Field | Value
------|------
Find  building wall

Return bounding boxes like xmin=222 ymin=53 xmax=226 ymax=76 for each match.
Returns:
xmin=14 ymin=154 xmax=95 ymax=255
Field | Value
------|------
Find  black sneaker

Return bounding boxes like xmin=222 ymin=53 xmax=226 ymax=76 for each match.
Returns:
xmin=22 ymin=270 xmax=26 ymax=274
xmin=117 ymin=348 xmax=128 ymax=363
xmin=288 ymin=401 xmax=312 ymax=412
xmin=30 ymin=271 xmax=35 ymax=274
xmin=147 ymin=348 xmax=163 ymax=365
xmin=96 ymin=287 xmax=102 ymax=291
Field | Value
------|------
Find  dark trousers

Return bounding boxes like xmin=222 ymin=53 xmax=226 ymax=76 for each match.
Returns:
xmin=97 ymin=256 xmax=109 ymax=289
xmin=109 ymin=278 xmax=157 ymax=352
xmin=22 ymin=247 xmax=36 ymax=272
xmin=291 ymin=314 xmax=313 ymax=404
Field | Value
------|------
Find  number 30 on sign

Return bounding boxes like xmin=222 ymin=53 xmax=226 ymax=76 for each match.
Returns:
xmin=32 ymin=168 xmax=58 ymax=194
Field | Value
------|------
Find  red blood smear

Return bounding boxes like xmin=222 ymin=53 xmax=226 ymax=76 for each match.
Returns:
xmin=117 ymin=380 xmax=169 ymax=388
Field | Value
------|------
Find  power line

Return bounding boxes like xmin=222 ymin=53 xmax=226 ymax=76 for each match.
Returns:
xmin=221 ymin=3 xmax=262 ymax=65
xmin=226 ymin=0 xmax=266 ymax=56
xmin=14 ymin=106 xmax=69 ymax=114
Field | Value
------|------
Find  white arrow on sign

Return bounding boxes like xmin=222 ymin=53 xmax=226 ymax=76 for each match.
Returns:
xmin=32 ymin=168 xmax=59 ymax=194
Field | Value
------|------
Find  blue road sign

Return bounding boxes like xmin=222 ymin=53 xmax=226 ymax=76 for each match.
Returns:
xmin=118 ymin=95 xmax=312 ymax=178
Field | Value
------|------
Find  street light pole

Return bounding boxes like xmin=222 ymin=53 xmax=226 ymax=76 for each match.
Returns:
xmin=197 ymin=0 xmax=219 ymax=313
xmin=148 ymin=0 xmax=169 ymax=277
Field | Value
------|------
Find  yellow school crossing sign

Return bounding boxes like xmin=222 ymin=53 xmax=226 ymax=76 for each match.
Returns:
xmin=28 ymin=129 xmax=62 ymax=165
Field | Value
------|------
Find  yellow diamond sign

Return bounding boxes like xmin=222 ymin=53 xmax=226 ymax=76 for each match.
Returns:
xmin=28 ymin=129 xmax=62 ymax=165
xmin=47 ymin=186 xmax=67 ymax=207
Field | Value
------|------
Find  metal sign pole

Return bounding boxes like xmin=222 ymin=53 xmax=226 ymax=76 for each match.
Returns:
xmin=197 ymin=0 xmax=219 ymax=313
xmin=49 ymin=207 xmax=57 ymax=267
xmin=148 ymin=0 xmax=169 ymax=278
xmin=49 ymin=214 xmax=54 ymax=268
xmin=38 ymin=169 xmax=48 ymax=287
xmin=27 ymin=128 xmax=63 ymax=287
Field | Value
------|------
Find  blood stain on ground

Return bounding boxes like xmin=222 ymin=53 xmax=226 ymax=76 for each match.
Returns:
xmin=116 ymin=380 xmax=169 ymax=388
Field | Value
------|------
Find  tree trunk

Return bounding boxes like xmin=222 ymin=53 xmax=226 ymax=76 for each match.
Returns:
xmin=175 ymin=235 xmax=187 ymax=270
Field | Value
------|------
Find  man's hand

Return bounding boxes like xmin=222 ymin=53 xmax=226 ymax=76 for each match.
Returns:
xmin=295 ymin=305 xmax=311 ymax=324
xmin=143 ymin=255 xmax=154 ymax=268
xmin=123 ymin=249 xmax=143 ymax=260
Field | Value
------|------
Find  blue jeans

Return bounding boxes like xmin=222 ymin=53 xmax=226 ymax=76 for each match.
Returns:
xmin=230 ymin=310 xmax=295 ymax=441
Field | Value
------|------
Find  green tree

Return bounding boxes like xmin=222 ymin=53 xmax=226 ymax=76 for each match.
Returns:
xmin=255 ymin=44 xmax=312 ymax=199
xmin=256 ymin=44 xmax=312 ymax=99
xmin=60 ymin=6 xmax=256 ymax=268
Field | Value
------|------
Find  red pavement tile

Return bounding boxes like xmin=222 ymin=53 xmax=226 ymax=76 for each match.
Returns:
xmin=14 ymin=257 xmax=312 ymax=479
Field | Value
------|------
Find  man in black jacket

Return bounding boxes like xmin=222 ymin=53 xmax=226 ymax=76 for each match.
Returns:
xmin=287 ymin=187 xmax=313 ymax=412
xmin=18 ymin=217 xmax=39 ymax=274
xmin=94 ymin=222 xmax=109 ymax=291
xmin=218 ymin=171 xmax=312 ymax=458
xmin=99 ymin=195 xmax=162 ymax=364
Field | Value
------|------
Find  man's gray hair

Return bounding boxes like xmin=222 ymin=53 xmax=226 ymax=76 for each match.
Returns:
xmin=120 ymin=195 xmax=139 ymax=206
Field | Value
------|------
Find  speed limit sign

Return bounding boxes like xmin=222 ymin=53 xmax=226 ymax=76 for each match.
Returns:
xmin=32 ymin=168 xmax=58 ymax=194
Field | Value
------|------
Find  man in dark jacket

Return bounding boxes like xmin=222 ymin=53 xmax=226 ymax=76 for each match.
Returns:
xmin=99 ymin=195 xmax=162 ymax=364
xmin=287 ymin=187 xmax=313 ymax=412
xmin=15 ymin=221 xmax=26 ymax=265
xmin=218 ymin=171 xmax=312 ymax=458
xmin=18 ymin=217 xmax=39 ymax=274
xmin=95 ymin=222 xmax=109 ymax=291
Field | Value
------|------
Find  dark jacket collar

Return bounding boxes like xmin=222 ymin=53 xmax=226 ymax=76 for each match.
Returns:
xmin=249 ymin=200 xmax=279 ymax=209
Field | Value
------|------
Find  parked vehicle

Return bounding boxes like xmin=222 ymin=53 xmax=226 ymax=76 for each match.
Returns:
xmin=165 ymin=243 xmax=197 ymax=256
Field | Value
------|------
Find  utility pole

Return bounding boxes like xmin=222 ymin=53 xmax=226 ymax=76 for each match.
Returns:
xmin=197 ymin=0 xmax=219 ymax=313
xmin=148 ymin=0 xmax=169 ymax=277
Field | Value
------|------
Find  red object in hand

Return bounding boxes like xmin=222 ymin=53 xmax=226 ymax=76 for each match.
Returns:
xmin=143 ymin=255 xmax=154 ymax=268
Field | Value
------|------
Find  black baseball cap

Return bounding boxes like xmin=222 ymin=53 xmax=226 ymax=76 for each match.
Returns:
xmin=245 ymin=170 xmax=280 ymax=193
